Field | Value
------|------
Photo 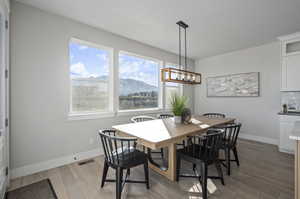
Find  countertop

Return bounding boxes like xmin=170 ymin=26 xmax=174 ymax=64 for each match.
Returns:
xmin=278 ymin=111 xmax=300 ymax=116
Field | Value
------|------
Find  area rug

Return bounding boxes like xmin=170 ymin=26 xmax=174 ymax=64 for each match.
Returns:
xmin=6 ymin=179 xmax=57 ymax=199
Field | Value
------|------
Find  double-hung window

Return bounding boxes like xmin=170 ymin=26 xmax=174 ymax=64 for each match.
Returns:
xmin=164 ymin=63 xmax=182 ymax=109
xmin=69 ymin=38 xmax=113 ymax=116
xmin=118 ymin=52 xmax=161 ymax=111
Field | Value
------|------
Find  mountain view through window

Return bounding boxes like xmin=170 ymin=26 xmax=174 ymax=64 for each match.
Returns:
xmin=119 ymin=53 xmax=159 ymax=110
xmin=70 ymin=40 xmax=111 ymax=113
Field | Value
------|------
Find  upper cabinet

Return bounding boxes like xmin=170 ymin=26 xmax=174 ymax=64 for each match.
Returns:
xmin=279 ymin=33 xmax=300 ymax=91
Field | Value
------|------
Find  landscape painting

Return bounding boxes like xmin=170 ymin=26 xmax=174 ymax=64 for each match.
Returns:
xmin=207 ymin=72 xmax=259 ymax=97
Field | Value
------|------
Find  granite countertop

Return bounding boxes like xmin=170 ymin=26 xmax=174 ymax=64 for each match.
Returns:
xmin=278 ymin=111 xmax=300 ymax=116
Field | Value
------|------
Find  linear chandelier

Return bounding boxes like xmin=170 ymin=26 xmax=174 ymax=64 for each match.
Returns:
xmin=161 ymin=21 xmax=201 ymax=84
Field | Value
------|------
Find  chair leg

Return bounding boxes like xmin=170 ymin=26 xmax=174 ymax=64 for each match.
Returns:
xmin=100 ymin=160 xmax=109 ymax=188
xmin=200 ymin=162 xmax=208 ymax=199
xmin=215 ymin=161 xmax=225 ymax=185
xmin=176 ymin=155 xmax=181 ymax=182
xmin=144 ymin=161 xmax=150 ymax=189
xmin=116 ymin=167 xmax=123 ymax=199
xmin=192 ymin=163 xmax=196 ymax=171
xmin=225 ymin=148 xmax=231 ymax=176
xmin=233 ymin=147 xmax=240 ymax=167
xmin=160 ymin=148 xmax=164 ymax=159
xmin=127 ymin=168 xmax=130 ymax=176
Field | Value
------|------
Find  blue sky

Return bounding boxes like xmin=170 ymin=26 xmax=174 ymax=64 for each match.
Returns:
xmin=70 ymin=42 xmax=159 ymax=86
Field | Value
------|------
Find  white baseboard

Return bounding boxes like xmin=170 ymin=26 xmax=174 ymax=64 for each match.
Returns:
xmin=239 ymin=133 xmax=278 ymax=146
xmin=11 ymin=148 xmax=102 ymax=179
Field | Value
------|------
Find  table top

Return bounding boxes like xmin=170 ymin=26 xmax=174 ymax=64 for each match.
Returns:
xmin=112 ymin=116 xmax=235 ymax=149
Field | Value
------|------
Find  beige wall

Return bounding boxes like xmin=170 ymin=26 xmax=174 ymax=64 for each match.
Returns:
xmin=10 ymin=1 xmax=195 ymax=171
xmin=195 ymin=42 xmax=281 ymax=144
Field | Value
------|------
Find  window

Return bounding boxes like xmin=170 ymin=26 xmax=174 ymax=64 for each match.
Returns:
xmin=69 ymin=38 xmax=113 ymax=114
xmin=119 ymin=52 xmax=161 ymax=110
xmin=165 ymin=63 xmax=182 ymax=109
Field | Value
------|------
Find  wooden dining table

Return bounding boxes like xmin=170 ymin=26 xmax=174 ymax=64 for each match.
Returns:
xmin=112 ymin=115 xmax=235 ymax=181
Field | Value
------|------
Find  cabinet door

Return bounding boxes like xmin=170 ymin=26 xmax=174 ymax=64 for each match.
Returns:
xmin=279 ymin=122 xmax=295 ymax=153
xmin=285 ymin=55 xmax=300 ymax=91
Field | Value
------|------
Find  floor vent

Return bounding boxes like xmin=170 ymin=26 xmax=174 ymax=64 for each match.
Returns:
xmin=78 ymin=159 xmax=95 ymax=166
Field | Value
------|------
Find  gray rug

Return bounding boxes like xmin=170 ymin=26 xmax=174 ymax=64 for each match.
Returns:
xmin=6 ymin=179 xmax=57 ymax=199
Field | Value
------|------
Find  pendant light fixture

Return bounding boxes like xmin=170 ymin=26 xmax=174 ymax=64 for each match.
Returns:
xmin=161 ymin=21 xmax=201 ymax=84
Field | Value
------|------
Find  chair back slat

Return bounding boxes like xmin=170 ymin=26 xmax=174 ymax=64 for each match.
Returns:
xmin=220 ymin=123 xmax=241 ymax=148
xmin=157 ymin=114 xmax=173 ymax=119
xmin=131 ymin=115 xmax=156 ymax=123
xmin=186 ymin=132 xmax=223 ymax=162
xmin=98 ymin=129 xmax=138 ymax=166
xmin=203 ymin=113 xmax=226 ymax=118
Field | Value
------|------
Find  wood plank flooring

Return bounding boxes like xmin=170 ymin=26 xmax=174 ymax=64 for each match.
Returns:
xmin=8 ymin=139 xmax=294 ymax=199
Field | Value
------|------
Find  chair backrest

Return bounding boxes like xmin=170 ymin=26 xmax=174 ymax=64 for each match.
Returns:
xmin=203 ymin=113 xmax=226 ymax=118
xmin=131 ymin=115 xmax=156 ymax=123
xmin=220 ymin=123 xmax=241 ymax=148
xmin=186 ymin=132 xmax=223 ymax=162
xmin=98 ymin=129 xmax=137 ymax=166
xmin=157 ymin=114 xmax=173 ymax=119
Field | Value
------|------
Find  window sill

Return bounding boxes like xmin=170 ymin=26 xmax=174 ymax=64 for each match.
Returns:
xmin=117 ymin=108 xmax=165 ymax=117
xmin=68 ymin=112 xmax=115 ymax=121
xmin=68 ymin=108 xmax=172 ymax=121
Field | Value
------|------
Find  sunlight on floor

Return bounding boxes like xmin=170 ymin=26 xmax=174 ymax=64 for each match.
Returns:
xmin=188 ymin=178 xmax=217 ymax=198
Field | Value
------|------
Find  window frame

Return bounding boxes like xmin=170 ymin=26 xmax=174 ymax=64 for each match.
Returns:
xmin=68 ymin=38 xmax=114 ymax=119
xmin=117 ymin=50 xmax=163 ymax=113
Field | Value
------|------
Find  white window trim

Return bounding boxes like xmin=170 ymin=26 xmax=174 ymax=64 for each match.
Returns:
xmin=117 ymin=51 xmax=163 ymax=113
xmin=68 ymin=38 xmax=114 ymax=120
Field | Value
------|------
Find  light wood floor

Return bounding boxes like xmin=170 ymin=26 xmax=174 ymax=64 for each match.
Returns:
xmin=8 ymin=139 xmax=294 ymax=199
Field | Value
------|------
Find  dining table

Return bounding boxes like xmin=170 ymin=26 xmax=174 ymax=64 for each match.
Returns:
xmin=112 ymin=115 xmax=235 ymax=181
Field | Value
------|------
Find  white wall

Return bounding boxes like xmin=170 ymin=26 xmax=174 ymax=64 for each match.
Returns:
xmin=10 ymin=1 xmax=194 ymax=177
xmin=195 ymin=42 xmax=281 ymax=144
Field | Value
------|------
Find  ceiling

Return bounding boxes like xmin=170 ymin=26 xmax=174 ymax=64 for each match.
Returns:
xmin=16 ymin=0 xmax=300 ymax=60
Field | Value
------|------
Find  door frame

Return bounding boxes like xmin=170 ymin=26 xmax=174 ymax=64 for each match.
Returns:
xmin=0 ymin=0 xmax=9 ymax=197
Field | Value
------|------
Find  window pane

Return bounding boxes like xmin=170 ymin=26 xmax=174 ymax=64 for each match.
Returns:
xmin=165 ymin=86 xmax=180 ymax=108
xmin=70 ymin=41 xmax=110 ymax=113
xmin=119 ymin=53 xmax=159 ymax=110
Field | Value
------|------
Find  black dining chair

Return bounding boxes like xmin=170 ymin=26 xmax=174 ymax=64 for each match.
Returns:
xmin=98 ymin=129 xmax=149 ymax=199
xmin=131 ymin=115 xmax=156 ymax=123
xmin=203 ymin=113 xmax=226 ymax=118
xmin=157 ymin=113 xmax=174 ymax=119
xmin=208 ymin=123 xmax=241 ymax=176
xmin=176 ymin=132 xmax=225 ymax=199
xmin=131 ymin=115 xmax=165 ymax=159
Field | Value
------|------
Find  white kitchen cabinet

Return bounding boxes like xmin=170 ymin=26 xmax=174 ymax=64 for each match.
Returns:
xmin=279 ymin=33 xmax=300 ymax=91
xmin=282 ymin=55 xmax=300 ymax=91
xmin=279 ymin=115 xmax=299 ymax=153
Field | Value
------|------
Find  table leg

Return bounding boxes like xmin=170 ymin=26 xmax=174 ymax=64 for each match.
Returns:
xmin=148 ymin=143 xmax=177 ymax=181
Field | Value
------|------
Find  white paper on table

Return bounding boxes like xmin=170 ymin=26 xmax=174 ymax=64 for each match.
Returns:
xmin=191 ymin=118 xmax=202 ymax=125
xmin=199 ymin=124 xmax=210 ymax=128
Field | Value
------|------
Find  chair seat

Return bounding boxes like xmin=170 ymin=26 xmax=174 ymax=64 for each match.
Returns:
xmin=177 ymin=144 xmax=217 ymax=164
xmin=111 ymin=149 xmax=148 ymax=168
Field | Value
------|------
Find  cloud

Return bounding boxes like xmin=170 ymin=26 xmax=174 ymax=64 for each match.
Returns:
xmin=119 ymin=57 xmax=158 ymax=86
xmin=70 ymin=62 xmax=90 ymax=77
xmin=96 ymin=54 xmax=107 ymax=61
xmin=79 ymin=45 xmax=88 ymax=50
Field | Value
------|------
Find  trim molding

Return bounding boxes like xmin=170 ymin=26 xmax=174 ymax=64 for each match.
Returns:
xmin=11 ymin=148 xmax=102 ymax=179
xmin=239 ymin=133 xmax=278 ymax=146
